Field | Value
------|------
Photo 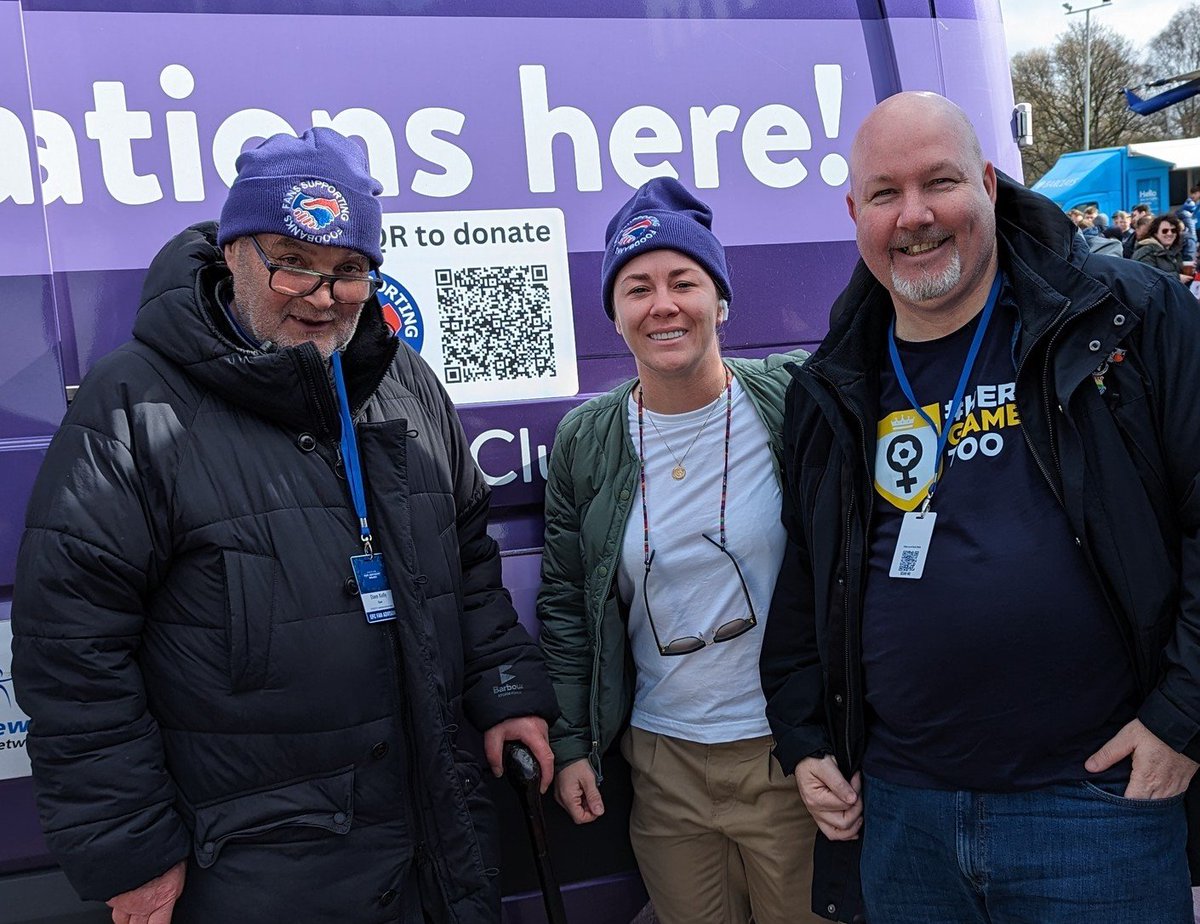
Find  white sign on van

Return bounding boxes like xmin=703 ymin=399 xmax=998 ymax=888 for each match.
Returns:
xmin=377 ymin=208 xmax=577 ymax=406
xmin=0 ymin=620 xmax=32 ymax=780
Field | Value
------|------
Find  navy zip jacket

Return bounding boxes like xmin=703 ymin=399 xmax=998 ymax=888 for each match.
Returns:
xmin=762 ymin=175 xmax=1200 ymax=922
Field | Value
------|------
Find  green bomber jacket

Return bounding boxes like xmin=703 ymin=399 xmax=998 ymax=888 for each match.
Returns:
xmin=536 ymin=350 xmax=809 ymax=778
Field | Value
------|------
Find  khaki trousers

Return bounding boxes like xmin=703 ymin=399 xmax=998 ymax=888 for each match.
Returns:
xmin=621 ymin=727 xmax=823 ymax=924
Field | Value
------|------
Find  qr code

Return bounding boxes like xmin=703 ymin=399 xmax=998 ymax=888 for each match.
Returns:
xmin=897 ymin=549 xmax=920 ymax=575
xmin=436 ymin=265 xmax=555 ymax=384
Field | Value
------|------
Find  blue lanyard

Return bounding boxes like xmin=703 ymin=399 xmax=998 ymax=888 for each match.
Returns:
xmin=331 ymin=351 xmax=374 ymax=555
xmin=887 ymin=271 xmax=1003 ymax=512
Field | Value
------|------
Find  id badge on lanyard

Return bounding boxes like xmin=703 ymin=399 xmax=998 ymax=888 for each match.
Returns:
xmin=350 ymin=553 xmax=396 ymax=624
xmin=885 ymin=272 xmax=1002 ymax=579
xmin=332 ymin=351 xmax=397 ymax=623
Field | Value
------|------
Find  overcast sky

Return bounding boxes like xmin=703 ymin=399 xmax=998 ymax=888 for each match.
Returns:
xmin=999 ymin=0 xmax=1180 ymax=57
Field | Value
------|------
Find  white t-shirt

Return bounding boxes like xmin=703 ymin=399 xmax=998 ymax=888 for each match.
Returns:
xmin=618 ymin=377 xmax=786 ymax=743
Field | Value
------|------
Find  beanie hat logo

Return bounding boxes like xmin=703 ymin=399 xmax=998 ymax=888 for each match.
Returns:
xmin=282 ymin=179 xmax=350 ymax=243
xmin=614 ymin=215 xmax=660 ymax=254
xmin=599 ymin=178 xmax=729 ymax=320
xmin=219 ymin=128 xmax=384 ymax=263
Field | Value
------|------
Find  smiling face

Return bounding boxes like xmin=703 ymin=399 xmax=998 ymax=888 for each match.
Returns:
xmin=847 ymin=93 xmax=998 ymax=334
xmin=225 ymin=233 xmax=371 ymax=359
xmin=1154 ymin=220 xmax=1179 ymax=248
xmin=612 ymin=249 xmax=724 ymax=388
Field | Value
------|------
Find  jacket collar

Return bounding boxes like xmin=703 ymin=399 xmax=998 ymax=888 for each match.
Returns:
xmin=133 ymin=222 xmax=398 ymax=434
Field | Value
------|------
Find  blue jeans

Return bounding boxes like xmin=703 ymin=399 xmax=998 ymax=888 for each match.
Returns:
xmin=860 ymin=773 xmax=1191 ymax=923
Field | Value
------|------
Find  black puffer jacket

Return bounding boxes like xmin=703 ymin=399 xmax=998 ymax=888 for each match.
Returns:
xmin=12 ymin=223 xmax=557 ymax=923
xmin=762 ymin=175 xmax=1200 ymax=921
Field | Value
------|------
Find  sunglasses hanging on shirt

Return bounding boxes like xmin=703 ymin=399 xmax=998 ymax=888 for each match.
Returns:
xmin=635 ymin=368 xmax=758 ymax=656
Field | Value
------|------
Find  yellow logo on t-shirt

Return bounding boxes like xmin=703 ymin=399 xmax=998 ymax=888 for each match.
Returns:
xmin=874 ymin=402 xmax=941 ymax=511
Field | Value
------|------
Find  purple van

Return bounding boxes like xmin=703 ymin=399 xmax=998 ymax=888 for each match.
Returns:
xmin=0 ymin=1 xmax=1020 ymax=920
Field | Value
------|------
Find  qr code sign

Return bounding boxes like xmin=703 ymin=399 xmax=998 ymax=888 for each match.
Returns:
xmin=897 ymin=549 xmax=920 ymax=575
xmin=436 ymin=265 xmax=555 ymax=385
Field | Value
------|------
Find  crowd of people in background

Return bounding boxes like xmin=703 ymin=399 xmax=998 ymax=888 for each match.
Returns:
xmin=1066 ymin=186 xmax=1200 ymax=293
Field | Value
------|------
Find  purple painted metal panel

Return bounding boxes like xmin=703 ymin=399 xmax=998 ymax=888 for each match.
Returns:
xmin=0 ymin=13 xmax=66 ymax=591
xmin=884 ymin=0 xmax=1002 ymax=19
xmin=0 ymin=3 xmax=66 ymax=587
xmin=21 ymin=0 xmax=885 ymax=17
xmin=0 ymin=277 xmax=63 ymax=440
xmin=53 ymin=269 xmax=143 ymax=381
xmin=0 ymin=2 xmax=49 ymax=276
xmin=501 ymin=550 xmax=544 ymax=640
xmin=0 ymin=441 xmax=53 ymax=589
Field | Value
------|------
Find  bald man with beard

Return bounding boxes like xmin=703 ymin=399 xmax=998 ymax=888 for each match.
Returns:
xmin=760 ymin=92 xmax=1200 ymax=922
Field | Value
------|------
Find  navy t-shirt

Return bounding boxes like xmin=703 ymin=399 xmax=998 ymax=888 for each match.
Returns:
xmin=861 ymin=286 xmax=1138 ymax=792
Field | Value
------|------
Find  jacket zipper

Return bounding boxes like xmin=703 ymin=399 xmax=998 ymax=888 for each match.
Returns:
xmin=587 ymin=481 xmax=637 ymax=784
xmin=809 ymin=367 xmax=873 ymax=768
xmin=385 ymin=620 xmax=446 ymax=913
xmin=588 ymin=578 xmax=607 ymax=782
xmin=840 ymin=495 xmax=856 ymax=765
xmin=1013 ymin=295 xmax=1107 ymax=506
xmin=842 ymin=405 xmax=871 ymax=768
xmin=335 ymin=365 xmax=439 ymax=911
xmin=297 ymin=343 xmax=339 ymax=440
xmin=1015 ymin=301 xmax=1071 ymax=506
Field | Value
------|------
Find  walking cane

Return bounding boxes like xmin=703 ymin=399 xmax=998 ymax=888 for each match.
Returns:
xmin=504 ymin=742 xmax=569 ymax=924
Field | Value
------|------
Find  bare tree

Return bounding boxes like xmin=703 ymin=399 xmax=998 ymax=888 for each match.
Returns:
xmin=1146 ymin=1 xmax=1200 ymax=139
xmin=1011 ymin=22 xmax=1164 ymax=184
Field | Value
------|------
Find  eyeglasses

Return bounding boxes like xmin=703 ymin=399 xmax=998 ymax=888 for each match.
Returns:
xmin=249 ymin=236 xmax=380 ymax=304
xmin=641 ymin=533 xmax=759 ymax=657
xmin=1159 ymin=228 xmax=1178 ymax=236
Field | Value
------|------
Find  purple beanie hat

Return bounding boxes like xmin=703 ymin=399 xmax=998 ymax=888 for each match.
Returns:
xmin=217 ymin=127 xmax=383 ymax=264
xmin=600 ymin=177 xmax=731 ymax=319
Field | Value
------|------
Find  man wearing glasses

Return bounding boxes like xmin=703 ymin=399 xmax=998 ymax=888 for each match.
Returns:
xmin=12 ymin=127 xmax=557 ymax=924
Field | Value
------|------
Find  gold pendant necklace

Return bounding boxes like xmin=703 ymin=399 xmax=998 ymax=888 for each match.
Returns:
xmin=641 ymin=370 xmax=729 ymax=481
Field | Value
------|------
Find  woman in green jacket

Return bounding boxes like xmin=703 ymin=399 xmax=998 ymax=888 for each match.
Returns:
xmin=1131 ymin=215 xmax=1192 ymax=286
xmin=536 ymin=177 xmax=820 ymax=924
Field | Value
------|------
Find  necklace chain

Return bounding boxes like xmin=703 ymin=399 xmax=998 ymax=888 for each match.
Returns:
xmin=640 ymin=370 xmax=730 ymax=480
xmin=637 ymin=366 xmax=733 ymax=566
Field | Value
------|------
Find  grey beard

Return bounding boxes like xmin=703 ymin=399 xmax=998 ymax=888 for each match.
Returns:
xmin=891 ymin=248 xmax=962 ymax=303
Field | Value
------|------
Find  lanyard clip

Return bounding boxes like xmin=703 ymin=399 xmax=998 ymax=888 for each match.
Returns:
xmin=360 ymin=518 xmax=373 ymax=557
xmin=918 ymin=491 xmax=933 ymax=518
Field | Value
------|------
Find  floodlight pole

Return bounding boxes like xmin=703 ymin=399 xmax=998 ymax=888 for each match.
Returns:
xmin=1063 ymin=0 xmax=1114 ymax=151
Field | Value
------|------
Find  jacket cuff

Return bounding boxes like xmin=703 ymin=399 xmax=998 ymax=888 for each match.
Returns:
xmin=463 ymin=651 xmax=560 ymax=732
xmin=772 ymin=726 xmax=833 ymax=777
xmin=550 ymin=742 xmax=590 ymax=771
xmin=1138 ymin=689 xmax=1200 ymax=763
xmin=56 ymin=809 xmax=190 ymax=903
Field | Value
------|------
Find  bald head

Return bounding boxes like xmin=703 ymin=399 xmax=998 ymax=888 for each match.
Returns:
xmin=845 ymin=92 xmax=998 ymax=340
xmin=849 ymin=92 xmax=983 ymax=200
